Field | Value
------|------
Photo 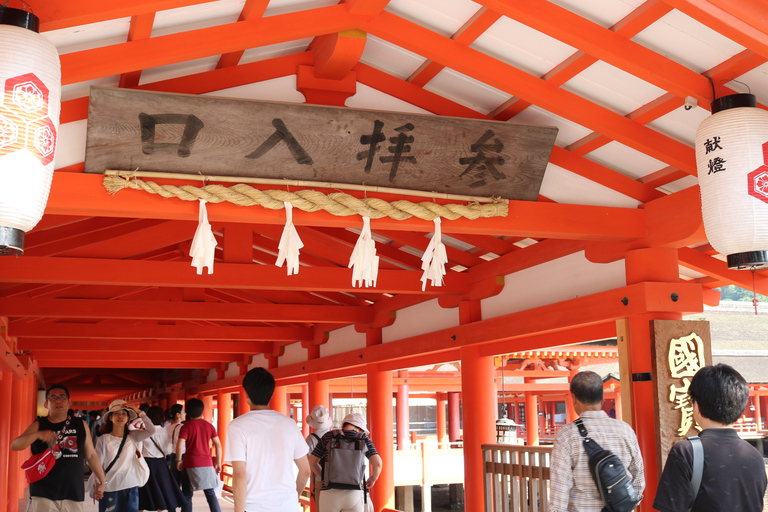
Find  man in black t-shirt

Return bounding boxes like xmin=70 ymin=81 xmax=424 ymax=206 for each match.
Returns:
xmin=12 ymin=384 xmax=109 ymax=512
xmin=653 ymin=364 xmax=767 ymax=512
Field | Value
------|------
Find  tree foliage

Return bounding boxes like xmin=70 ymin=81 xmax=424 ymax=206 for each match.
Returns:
xmin=716 ymin=285 xmax=768 ymax=302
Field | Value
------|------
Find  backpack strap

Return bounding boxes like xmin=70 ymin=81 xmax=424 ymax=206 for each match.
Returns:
xmin=687 ymin=436 xmax=704 ymax=512
xmin=311 ymin=433 xmax=321 ymax=442
xmin=574 ymin=418 xmax=588 ymax=438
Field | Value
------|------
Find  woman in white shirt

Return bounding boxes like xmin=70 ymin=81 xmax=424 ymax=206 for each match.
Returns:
xmin=139 ymin=405 xmax=187 ymax=511
xmin=94 ymin=400 xmax=155 ymax=512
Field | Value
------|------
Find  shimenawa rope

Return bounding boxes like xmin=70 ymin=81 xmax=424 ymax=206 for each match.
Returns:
xmin=102 ymin=175 xmax=508 ymax=221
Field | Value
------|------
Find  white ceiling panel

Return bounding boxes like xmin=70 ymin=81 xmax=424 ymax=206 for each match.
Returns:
xmin=62 ymin=77 xmax=120 ymax=103
xmin=43 ymin=18 xmax=131 ymax=55
xmin=470 ymin=16 xmax=577 ymax=78
xmin=239 ymin=39 xmax=313 ymax=65
xmin=424 ymin=68 xmax=511 ymax=115
xmin=632 ymin=9 xmax=744 ymax=74
xmin=539 ymin=164 xmax=641 ymax=208
xmin=54 ymin=120 xmax=87 ymax=171
xmin=511 ymin=105 xmax=592 ymax=147
xmin=360 ymin=36 xmax=428 ymax=81
xmin=345 ymin=83 xmax=433 ymax=114
xmin=203 ymin=76 xmax=305 ymax=103
xmin=139 ymin=56 xmax=220 ymax=85
xmin=562 ymin=61 xmax=666 ymax=116
xmin=546 ymin=0 xmax=645 ymax=28
xmin=585 ymin=141 xmax=666 ymax=180
xmin=657 ymin=175 xmax=698 ymax=195
xmin=646 ymin=104 xmax=710 ymax=146
xmin=729 ymin=63 xmax=768 ymax=106
xmin=152 ymin=0 xmax=244 ymax=36
xmin=264 ymin=0 xmax=338 ymax=17
xmin=385 ymin=0 xmax=481 ymax=37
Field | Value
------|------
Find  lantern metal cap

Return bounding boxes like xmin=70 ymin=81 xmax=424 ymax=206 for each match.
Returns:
xmin=710 ymin=93 xmax=757 ymax=114
xmin=0 ymin=6 xmax=40 ymax=32
xmin=727 ymin=251 xmax=768 ymax=270
xmin=0 ymin=226 xmax=24 ymax=256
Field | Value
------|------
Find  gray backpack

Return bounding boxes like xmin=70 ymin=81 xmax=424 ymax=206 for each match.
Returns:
xmin=322 ymin=429 xmax=367 ymax=489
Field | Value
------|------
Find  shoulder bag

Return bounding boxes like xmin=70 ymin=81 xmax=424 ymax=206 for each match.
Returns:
xmin=21 ymin=416 xmax=72 ymax=483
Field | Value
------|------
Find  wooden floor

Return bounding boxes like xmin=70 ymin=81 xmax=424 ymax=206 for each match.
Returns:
xmin=17 ymin=483 xmax=236 ymax=512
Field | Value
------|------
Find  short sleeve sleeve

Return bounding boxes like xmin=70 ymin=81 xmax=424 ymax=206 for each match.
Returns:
xmin=224 ymin=422 xmax=245 ymax=463
xmin=653 ymin=441 xmax=693 ymax=512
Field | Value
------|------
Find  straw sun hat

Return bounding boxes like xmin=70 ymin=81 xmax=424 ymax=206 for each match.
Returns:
xmin=104 ymin=399 xmax=137 ymax=421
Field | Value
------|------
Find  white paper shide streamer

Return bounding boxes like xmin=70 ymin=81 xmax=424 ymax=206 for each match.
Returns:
xmin=190 ymin=199 xmax=217 ymax=275
xmin=275 ymin=202 xmax=303 ymax=275
xmin=349 ymin=216 xmax=379 ymax=288
xmin=420 ymin=218 xmax=448 ymax=291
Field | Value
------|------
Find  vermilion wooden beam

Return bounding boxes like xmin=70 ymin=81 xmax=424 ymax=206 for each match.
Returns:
xmin=311 ymin=30 xmax=367 ymax=80
xmin=216 ymin=0 xmax=271 ymax=69
xmin=678 ymin=248 xmax=768 ymax=295
xmin=18 ymin=339 xmax=268 ymax=354
xmin=37 ymin=0 xmax=217 ymax=31
xmin=664 ymin=0 xmax=768 ymax=59
xmin=119 ymin=13 xmax=156 ymax=88
xmin=363 ymin=11 xmax=696 ymax=174
xmin=0 ymin=297 xmax=369 ymax=326
xmin=36 ymin=359 xmax=221 ymax=369
xmin=269 ymin=281 xmax=704 ymax=380
xmin=60 ymin=5 xmax=364 ymax=85
xmin=478 ymin=0 xmax=711 ymax=103
xmin=44 ymin=173 xmax=647 ymax=240
xmin=0 ymin=256 xmax=470 ymax=295
xmin=8 ymin=323 xmax=312 ymax=341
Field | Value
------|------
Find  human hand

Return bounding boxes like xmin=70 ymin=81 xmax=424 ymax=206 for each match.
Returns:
xmin=176 ymin=460 xmax=184 ymax=471
xmin=94 ymin=482 xmax=106 ymax=500
xmin=214 ymin=463 xmax=221 ymax=473
xmin=37 ymin=430 xmax=56 ymax=443
xmin=366 ymin=475 xmax=378 ymax=489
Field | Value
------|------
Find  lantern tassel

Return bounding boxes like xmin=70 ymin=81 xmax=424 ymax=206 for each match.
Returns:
xmin=190 ymin=199 xmax=217 ymax=275
xmin=420 ymin=218 xmax=448 ymax=291
xmin=349 ymin=216 xmax=379 ymax=288
xmin=275 ymin=202 xmax=303 ymax=275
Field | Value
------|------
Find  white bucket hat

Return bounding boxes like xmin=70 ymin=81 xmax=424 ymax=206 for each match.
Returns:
xmin=306 ymin=405 xmax=333 ymax=430
xmin=105 ymin=399 xmax=137 ymax=421
xmin=341 ymin=412 xmax=369 ymax=434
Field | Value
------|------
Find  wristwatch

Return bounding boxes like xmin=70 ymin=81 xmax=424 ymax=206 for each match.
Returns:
xmin=97 ymin=480 xmax=108 ymax=485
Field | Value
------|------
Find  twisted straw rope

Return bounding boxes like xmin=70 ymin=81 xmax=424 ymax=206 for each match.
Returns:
xmin=103 ymin=176 xmax=508 ymax=221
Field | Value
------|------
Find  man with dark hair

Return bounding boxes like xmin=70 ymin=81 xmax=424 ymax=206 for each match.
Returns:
xmin=224 ymin=367 xmax=310 ymax=512
xmin=12 ymin=384 xmax=109 ymax=511
xmin=653 ymin=364 xmax=767 ymax=512
xmin=549 ymin=371 xmax=645 ymax=512
xmin=176 ymin=397 xmax=222 ymax=512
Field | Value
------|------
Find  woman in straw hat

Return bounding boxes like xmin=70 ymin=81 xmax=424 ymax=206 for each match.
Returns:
xmin=305 ymin=405 xmax=333 ymax=507
xmin=92 ymin=400 xmax=157 ymax=512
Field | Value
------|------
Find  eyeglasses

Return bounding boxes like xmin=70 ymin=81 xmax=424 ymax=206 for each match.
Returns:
xmin=47 ymin=395 xmax=68 ymax=402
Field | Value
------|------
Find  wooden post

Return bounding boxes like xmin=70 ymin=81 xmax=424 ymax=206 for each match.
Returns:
xmin=8 ymin=376 xmax=26 ymax=508
xmin=217 ymin=391 xmax=232 ymax=456
xmin=0 ymin=372 xmax=12 ymax=510
xmin=301 ymin=385 xmax=310 ymax=438
xmin=525 ymin=391 xmax=539 ymax=446
xmin=447 ymin=392 xmax=460 ymax=442
xmin=623 ymin=247 xmax=686 ymax=511
xmin=202 ymin=395 xmax=214 ymax=423
xmin=436 ymin=393 xmax=447 ymax=448
xmin=421 ymin=441 xmax=432 ymax=512
xmin=397 ymin=370 xmax=410 ymax=450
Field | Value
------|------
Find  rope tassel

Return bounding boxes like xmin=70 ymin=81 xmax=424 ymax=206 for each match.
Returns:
xmin=190 ymin=199 xmax=217 ymax=275
xmin=420 ymin=218 xmax=448 ymax=291
xmin=275 ymin=202 xmax=303 ymax=275
xmin=349 ymin=216 xmax=379 ymax=288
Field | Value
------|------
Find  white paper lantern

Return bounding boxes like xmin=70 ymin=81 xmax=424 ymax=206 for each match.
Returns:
xmin=0 ymin=7 xmax=61 ymax=255
xmin=695 ymin=94 xmax=768 ymax=269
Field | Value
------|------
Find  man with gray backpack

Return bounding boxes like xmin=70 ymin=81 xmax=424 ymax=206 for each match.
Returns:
xmin=308 ymin=413 xmax=383 ymax=512
xmin=549 ymin=371 xmax=645 ymax=512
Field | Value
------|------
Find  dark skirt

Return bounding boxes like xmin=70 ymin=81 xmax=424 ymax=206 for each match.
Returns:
xmin=138 ymin=457 xmax=188 ymax=511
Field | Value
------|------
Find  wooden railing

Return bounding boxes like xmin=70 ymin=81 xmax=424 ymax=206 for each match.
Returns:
xmin=483 ymin=444 xmax=552 ymax=512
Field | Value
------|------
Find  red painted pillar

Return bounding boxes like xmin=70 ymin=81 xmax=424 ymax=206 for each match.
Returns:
xmin=367 ymin=362 xmax=394 ymax=511
xmin=396 ymin=370 xmax=410 ymax=450
xmin=308 ymin=372 xmax=331 ymax=422
xmin=614 ymin=387 xmax=623 ymax=421
xmin=270 ymin=386 xmax=288 ymax=415
xmin=8 ymin=375 xmax=27 ymax=507
xmin=447 ymin=392 xmax=460 ymax=442
xmin=202 ymin=395 xmax=214 ymax=423
xmin=0 ymin=372 xmax=13 ymax=509
xmin=460 ymin=343 xmax=495 ymax=512
xmin=525 ymin=391 xmax=539 ymax=446
xmin=366 ymin=328 xmax=394 ymax=511
xmin=436 ymin=393 xmax=447 ymax=447
xmin=301 ymin=385 xmax=310 ymax=437
xmin=624 ymin=247 xmax=683 ymax=510
xmin=217 ymin=391 xmax=232 ymax=456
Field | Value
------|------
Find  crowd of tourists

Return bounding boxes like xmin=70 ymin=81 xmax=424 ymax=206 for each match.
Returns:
xmin=11 ymin=363 xmax=766 ymax=512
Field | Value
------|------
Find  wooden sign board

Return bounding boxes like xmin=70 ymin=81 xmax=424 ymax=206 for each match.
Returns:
xmin=651 ymin=319 xmax=712 ymax=469
xmin=84 ymin=87 xmax=558 ymax=200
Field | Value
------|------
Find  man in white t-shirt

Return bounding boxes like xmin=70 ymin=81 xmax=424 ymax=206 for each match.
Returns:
xmin=225 ymin=368 xmax=311 ymax=512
